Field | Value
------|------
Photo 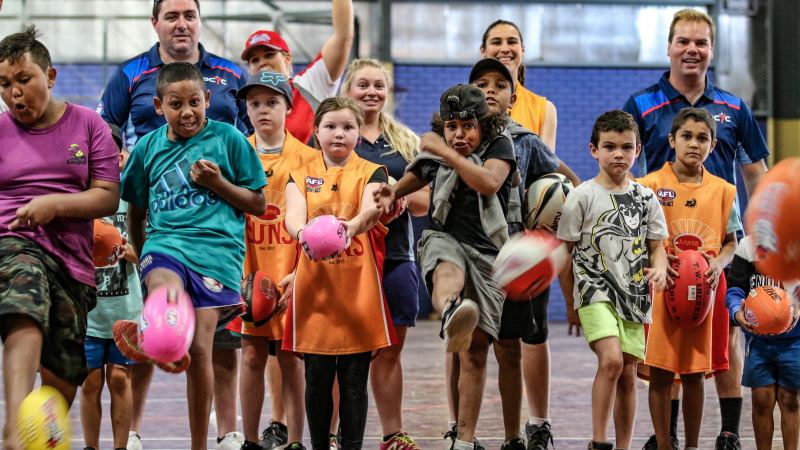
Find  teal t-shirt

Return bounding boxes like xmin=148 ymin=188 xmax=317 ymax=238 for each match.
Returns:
xmin=88 ymin=201 xmax=143 ymax=339
xmin=121 ymin=119 xmax=267 ymax=291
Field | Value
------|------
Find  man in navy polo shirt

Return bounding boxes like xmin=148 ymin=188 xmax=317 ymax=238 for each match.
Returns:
xmin=98 ymin=0 xmax=250 ymax=147
xmin=623 ymin=9 xmax=768 ymax=450
xmin=97 ymin=2 xmax=249 ymax=450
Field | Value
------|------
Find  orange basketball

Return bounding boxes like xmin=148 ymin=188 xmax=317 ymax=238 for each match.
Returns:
xmin=744 ymin=158 xmax=800 ymax=280
xmin=742 ymin=285 xmax=795 ymax=335
xmin=93 ymin=218 xmax=124 ymax=268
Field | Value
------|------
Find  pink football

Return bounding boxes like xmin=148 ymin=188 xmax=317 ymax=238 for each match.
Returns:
xmin=141 ymin=286 xmax=195 ymax=363
xmin=302 ymin=215 xmax=348 ymax=260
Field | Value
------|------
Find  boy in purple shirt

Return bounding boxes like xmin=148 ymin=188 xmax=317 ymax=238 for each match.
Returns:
xmin=0 ymin=26 xmax=119 ymax=450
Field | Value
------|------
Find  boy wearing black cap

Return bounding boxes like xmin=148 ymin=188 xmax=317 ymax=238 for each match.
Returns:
xmin=235 ymin=70 xmax=317 ymax=450
xmin=80 ymin=123 xmax=142 ymax=450
xmin=375 ymin=84 xmax=514 ymax=450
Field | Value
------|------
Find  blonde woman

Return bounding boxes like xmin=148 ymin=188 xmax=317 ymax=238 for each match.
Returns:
xmin=343 ymin=58 xmax=429 ymax=450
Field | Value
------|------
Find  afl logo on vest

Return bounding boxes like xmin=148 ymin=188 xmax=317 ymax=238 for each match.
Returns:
xmin=656 ymin=188 xmax=676 ymax=207
xmin=305 ymin=176 xmax=324 ymax=193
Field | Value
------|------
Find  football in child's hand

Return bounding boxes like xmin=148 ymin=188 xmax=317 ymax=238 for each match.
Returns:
xmin=492 ymin=230 xmax=568 ymax=301
xmin=301 ymin=215 xmax=348 ymax=260
xmin=93 ymin=218 xmax=124 ymax=268
xmin=664 ymin=249 xmax=713 ymax=328
xmin=742 ymin=285 xmax=795 ymax=335
xmin=745 ymin=157 xmax=800 ymax=281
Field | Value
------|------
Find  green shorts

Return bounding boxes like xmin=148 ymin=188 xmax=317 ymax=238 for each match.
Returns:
xmin=0 ymin=237 xmax=97 ymax=385
xmin=578 ymin=301 xmax=645 ymax=360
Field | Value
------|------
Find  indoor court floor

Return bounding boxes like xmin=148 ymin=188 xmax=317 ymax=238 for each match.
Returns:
xmin=1 ymin=320 xmax=775 ymax=449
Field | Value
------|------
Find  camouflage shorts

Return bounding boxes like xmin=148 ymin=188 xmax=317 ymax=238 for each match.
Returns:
xmin=0 ymin=237 xmax=97 ymax=385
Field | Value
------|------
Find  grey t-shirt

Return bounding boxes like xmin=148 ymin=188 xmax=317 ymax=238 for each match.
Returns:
xmin=557 ymin=179 xmax=668 ymax=323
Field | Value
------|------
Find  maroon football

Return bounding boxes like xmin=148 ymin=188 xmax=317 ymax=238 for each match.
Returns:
xmin=665 ymin=249 xmax=713 ymax=328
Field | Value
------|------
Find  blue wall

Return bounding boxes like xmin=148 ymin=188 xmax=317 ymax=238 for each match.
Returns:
xmin=51 ymin=63 xmax=714 ymax=321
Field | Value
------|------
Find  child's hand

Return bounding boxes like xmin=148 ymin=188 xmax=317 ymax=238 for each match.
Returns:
xmin=701 ymin=251 xmax=724 ymax=290
xmin=734 ymin=308 xmax=758 ymax=334
xmin=190 ymin=159 xmax=223 ymax=190
xmin=420 ymin=132 xmax=452 ymax=158
xmin=645 ymin=266 xmax=668 ymax=292
xmin=373 ymin=183 xmax=397 ymax=214
xmin=339 ymin=220 xmax=355 ymax=247
xmin=666 ymin=253 xmax=679 ymax=287
xmin=274 ymin=273 xmax=294 ymax=316
xmin=9 ymin=195 xmax=60 ymax=229
xmin=379 ymin=196 xmax=408 ymax=224
xmin=567 ymin=307 xmax=582 ymax=337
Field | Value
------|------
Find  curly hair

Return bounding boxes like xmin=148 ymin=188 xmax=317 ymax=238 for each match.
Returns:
xmin=430 ymin=111 xmax=508 ymax=146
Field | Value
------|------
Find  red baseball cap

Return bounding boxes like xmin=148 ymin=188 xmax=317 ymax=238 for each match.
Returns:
xmin=241 ymin=30 xmax=290 ymax=61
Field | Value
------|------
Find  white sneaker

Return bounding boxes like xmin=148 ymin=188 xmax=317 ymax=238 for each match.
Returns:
xmin=216 ymin=432 xmax=246 ymax=450
xmin=127 ymin=431 xmax=143 ymax=450
xmin=442 ymin=298 xmax=480 ymax=352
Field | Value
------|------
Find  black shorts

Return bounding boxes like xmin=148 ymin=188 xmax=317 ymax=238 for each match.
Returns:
xmin=498 ymin=287 xmax=549 ymax=344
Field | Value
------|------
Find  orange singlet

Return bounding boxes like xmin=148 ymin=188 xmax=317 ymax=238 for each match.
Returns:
xmin=509 ymin=84 xmax=547 ymax=136
xmin=282 ymin=153 xmax=397 ymax=355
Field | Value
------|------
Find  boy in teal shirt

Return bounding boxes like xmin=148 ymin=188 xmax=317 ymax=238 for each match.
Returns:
xmin=115 ymin=62 xmax=267 ymax=450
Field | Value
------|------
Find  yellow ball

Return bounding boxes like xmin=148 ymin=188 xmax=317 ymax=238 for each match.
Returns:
xmin=16 ymin=386 xmax=71 ymax=450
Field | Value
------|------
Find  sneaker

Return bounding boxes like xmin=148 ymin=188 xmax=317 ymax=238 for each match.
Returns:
xmin=241 ymin=441 xmax=262 ymax=450
xmin=641 ymin=434 xmax=678 ymax=450
xmin=587 ymin=442 xmax=613 ymax=450
xmin=286 ymin=442 xmax=307 ymax=450
xmin=440 ymin=298 xmax=479 ymax=352
xmin=216 ymin=432 xmax=245 ymax=450
xmin=260 ymin=421 xmax=288 ymax=450
xmin=450 ymin=439 xmax=485 ymax=450
xmin=714 ymin=432 xmax=741 ymax=450
xmin=500 ymin=438 xmax=525 ymax=450
xmin=380 ymin=432 xmax=421 ymax=450
xmin=127 ymin=431 xmax=143 ymax=450
xmin=443 ymin=424 xmax=457 ymax=443
xmin=329 ymin=434 xmax=340 ymax=450
xmin=113 ymin=320 xmax=192 ymax=373
xmin=525 ymin=423 xmax=554 ymax=450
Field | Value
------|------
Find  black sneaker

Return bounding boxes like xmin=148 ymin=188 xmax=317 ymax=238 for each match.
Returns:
xmin=444 ymin=424 xmax=458 ymax=443
xmin=241 ymin=441 xmax=262 ymax=450
xmin=641 ymin=434 xmax=678 ymax=450
xmin=587 ymin=442 xmax=613 ymax=450
xmin=501 ymin=438 xmax=526 ymax=450
xmin=525 ymin=422 xmax=554 ymax=450
xmin=259 ymin=420 xmax=288 ymax=450
xmin=439 ymin=298 xmax=479 ymax=352
xmin=287 ymin=442 xmax=307 ymax=450
xmin=714 ymin=432 xmax=741 ymax=450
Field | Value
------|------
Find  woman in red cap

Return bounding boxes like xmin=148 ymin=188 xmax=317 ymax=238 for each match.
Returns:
xmin=241 ymin=0 xmax=354 ymax=145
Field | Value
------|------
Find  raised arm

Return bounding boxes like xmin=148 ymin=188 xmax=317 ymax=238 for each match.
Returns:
xmin=320 ymin=0 xmax=355 ymax=82
xmin=342 ymin=182 xmax=385 ymax=238
xmin=421 ymin=132 xmax=510 ymax=196
xmin=190 ymin=159 xmax=266 ymax=216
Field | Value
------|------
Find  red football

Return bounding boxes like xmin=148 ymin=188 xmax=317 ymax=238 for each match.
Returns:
xmin=492 ymin=230 xmax=568 ymax=301
xmin=240 ymin=271 xmax=278 ymax=326
xmin=665 ymin=249 xmax=713 ymax=328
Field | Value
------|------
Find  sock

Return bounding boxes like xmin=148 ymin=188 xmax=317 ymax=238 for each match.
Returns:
xmin=448 ymin=420 xmax=457 ymax=430
xmin=719 ymin=397 xmax=743 ymax=435
xmin=528 ymin=416 xmax=550 ymax=427
xmin=670 ymin=399 xmax=680 ymax=438
xmin=383 ymin=432 xmax=400 ymax=442
xmin=453 ymin=439 xmax=474 ymax=450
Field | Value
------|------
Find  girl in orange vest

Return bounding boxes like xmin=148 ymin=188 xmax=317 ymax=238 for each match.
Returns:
xmin=283 ymin=96 xmax=397 ymax=450
xmin=638 ymin=107 xmax=738 ymax=450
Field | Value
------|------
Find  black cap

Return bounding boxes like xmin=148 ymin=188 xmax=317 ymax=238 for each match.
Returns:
xmin=469 ymin=58 xmax=515 ymax=94
xmin=236 ymin=70 xmax=293 ymax=106
xmin=107 ymin=122 xmax=123 ymax=150
xmin=439 ymin=84 xmax=489 ymax=121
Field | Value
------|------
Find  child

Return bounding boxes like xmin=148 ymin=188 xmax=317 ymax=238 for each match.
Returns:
xmin=283 ymin=96 xmax=396 ymax=450
xmin=727 ymin=234 xmax=800 ymax=450
xmin=343 ymin=57 xmax=428 ymax=450
xmin=467 ymin=57 xmax=570 ymax=450
xmin=638 ymin=107 xmax=738 ymax=450
xmin=80 ymin=123 xmax=142 ymax=450
xmin=115 ymin=62 xmax=267 ymax=450
xmin=236 ymin=70 xmax=317 ymax=450
xmin=375 ymin=84 xmax=516 ymax=450
xmin=556 ymin=110 xmax=668 ymax=450
xmin=0 ymin=26 xmax=120 ymax=450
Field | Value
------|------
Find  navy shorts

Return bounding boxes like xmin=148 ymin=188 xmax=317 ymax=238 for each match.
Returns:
xmin=499 ymin=287 xmax=549 ymax=344
xmin=85 ymin=335 xmax=135 ymax=368
xmin=139 ymin=252 xmax=241 ymax=310
xmin=743 ymin=335 xmax=800 ymax=390
xmin=383 ymin=260 xmax=419 ymax=327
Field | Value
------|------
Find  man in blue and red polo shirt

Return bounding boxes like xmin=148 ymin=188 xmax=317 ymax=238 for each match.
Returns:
xmin=623 ymin=9 xmax=768 ymax=450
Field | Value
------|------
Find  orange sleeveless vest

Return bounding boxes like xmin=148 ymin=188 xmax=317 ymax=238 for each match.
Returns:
xmin=282 ymin=153 xmax=397 ymax=354
xmin=510 ymin=85 xmax=547 ymax=136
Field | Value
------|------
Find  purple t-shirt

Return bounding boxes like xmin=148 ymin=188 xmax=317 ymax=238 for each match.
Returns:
xmin=0 ymin=104 xmax=120 ymax=286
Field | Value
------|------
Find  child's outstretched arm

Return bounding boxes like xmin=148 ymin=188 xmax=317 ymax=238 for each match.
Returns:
xmin=127 ymin=203 xmax=148 ymax=259
xmin=190 ymin=159 xmax=266 ymax=216
xmin=645 ymin=239 xmax=668 ymax=292
xmin=420 ymin=132 xmax=510 ymax=196
xmin=342 ymin=182 xmax=386 ymax=238
xmin=284 ymin=182 xmax=308 ymax=243
xmin=374 ymin=171 xmax=427 ymax=214
xmin=9 ymin=179 xmax=119 ymax=230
